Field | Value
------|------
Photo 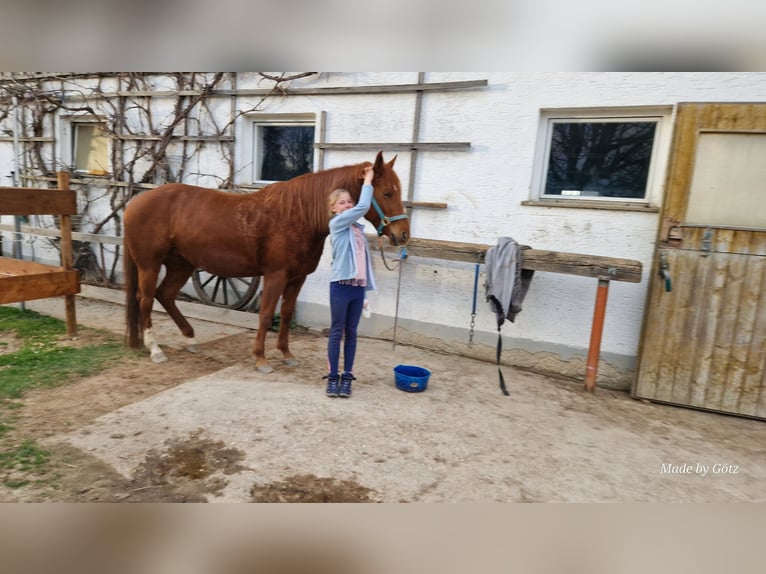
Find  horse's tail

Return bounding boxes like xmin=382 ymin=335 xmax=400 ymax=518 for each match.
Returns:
xmin=124 ymin=241 xmax=142 ymax=348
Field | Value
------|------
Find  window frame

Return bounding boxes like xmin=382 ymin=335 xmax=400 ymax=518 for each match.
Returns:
xmin=528 ymin=106 xmax=672 ymax=210
xmin=240 ymin=112 xmax=317 ymax=187
xmin=61 ymin=115 xmax=112 ymax=176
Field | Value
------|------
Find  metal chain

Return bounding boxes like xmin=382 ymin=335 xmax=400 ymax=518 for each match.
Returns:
xmin=467 ymin=260 xmax=481 ymax=348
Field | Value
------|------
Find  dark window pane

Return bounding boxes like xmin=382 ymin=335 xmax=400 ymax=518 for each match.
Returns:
xmin=544 ymin=121 xmax=656 ymax=198
xmin=259 ymin=125 xmax=315 ymax=181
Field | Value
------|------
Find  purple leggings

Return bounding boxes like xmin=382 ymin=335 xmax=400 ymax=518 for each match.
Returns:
xmin=327 ymin=282 xmax=365 ymax=375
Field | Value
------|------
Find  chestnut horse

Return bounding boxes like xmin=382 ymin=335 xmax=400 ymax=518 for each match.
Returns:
xmin=124 ymin=151 xmax=409 ymax=373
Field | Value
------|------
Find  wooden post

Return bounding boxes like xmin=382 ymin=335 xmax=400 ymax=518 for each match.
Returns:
xmin=584 ymin=279 xmax=610 ymax=391
xmin=56 ymin=171 xmax=77 ymax=337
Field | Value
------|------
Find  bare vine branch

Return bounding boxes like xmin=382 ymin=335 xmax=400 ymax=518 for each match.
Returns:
xmin=0 ymin=72 xmax=318 ymax=285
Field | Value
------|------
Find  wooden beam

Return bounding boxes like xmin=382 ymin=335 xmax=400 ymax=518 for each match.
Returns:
xmin=254 ymin=79 xmax=489 ymax=95
xmin=315 ymin=142 xmax=471 ymax=152
xmin=0 ymin=257 xmax=68 ymax=276
xmin=0 ymin=224 xmax=125 ymax=245
xmin=404 ymin=201 xmax=448 ymax=210
xmin=113 ymin=135 xmax=235 ymax=142
xmin=2 ymin=78 xmax=488 ymax=100
xmin=0 ymin=188 xmax=77 ymax=215
xmin=0 ymin=259 xmax=80 ymax=305
xmin=109 ymin=80 xmax=489 ymax=98
xmin=0 ymin=137 xmax=56 ymax=143
xmin=388 ymin=237 xmax=643 ymax=283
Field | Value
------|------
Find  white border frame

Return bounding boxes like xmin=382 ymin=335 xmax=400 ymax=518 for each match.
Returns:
xmin=237 ymin=112 xmax=318 ymax=187
xmin=530 ymin=106 xmax=673 ymax=208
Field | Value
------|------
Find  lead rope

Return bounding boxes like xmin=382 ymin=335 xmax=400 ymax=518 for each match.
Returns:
xmin=496 ymin=326 xmax=509 ymax=396
xmin=468 ymin=262 xmax=479 ymax=348
xmin=468 ymin=258 xmax=507 ymax=395
xmin=378 ymin=238 xmax=405 ymax=271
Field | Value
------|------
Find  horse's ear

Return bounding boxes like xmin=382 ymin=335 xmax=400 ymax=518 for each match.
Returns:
xmin=387 ymin=154 xmax=397 ymax=168
xmin=374 ymin=151 xmax=385 ymax=171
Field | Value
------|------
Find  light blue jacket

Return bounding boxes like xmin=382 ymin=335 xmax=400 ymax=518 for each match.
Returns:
xmin=328 ymin=183 xmax=377 ymax=291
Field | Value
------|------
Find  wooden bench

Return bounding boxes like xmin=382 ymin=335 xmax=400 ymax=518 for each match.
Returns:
xmin=0 ymin=172 xmax=79 ymax=335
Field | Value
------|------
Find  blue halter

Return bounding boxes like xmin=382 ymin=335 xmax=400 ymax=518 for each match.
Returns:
xmin=370 ymin=196 xmax=409 ymax=236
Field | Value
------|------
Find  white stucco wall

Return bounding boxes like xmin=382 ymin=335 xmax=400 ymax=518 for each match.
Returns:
xmin=282 ymin=73 xmax=766 ymax=386
xmin=3 ymin=72 xmax=766 ymax=386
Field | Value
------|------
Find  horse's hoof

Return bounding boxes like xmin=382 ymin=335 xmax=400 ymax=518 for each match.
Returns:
xmin=282 ymin=358 xmax=299 ymax=367
xmin=186 ymin=344 xmax=201 ymax=354
xmin=151 ymin=351 xmax=168 ymax=363
xmin=256 ymin=364 xmax=274 ymax=374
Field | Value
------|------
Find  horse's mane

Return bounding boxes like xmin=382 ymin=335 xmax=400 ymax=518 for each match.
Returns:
xmin=257 ymin=163 xmax=362 ymax=234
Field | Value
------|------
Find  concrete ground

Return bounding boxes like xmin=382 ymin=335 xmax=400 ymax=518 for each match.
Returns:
xmin=15 ymin=288 xmax=766 ymax=502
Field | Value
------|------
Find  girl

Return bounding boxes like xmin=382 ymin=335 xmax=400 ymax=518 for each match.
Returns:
xmin=325 ymin=165 xmax=376 ymax=397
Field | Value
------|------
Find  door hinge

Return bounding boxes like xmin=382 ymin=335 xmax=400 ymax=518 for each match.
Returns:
xmin=701 ymin=228 xmax=714 ymax=255
xmin=658 ymin=251 xmax=672 ymax=292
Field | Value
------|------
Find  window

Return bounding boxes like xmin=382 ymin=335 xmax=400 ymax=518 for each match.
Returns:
xmin=530 ymin=109 xmax=669 ymax=207
xmin=72 ymin=121 xmax=110 ymax=175
xmin=249 ymin=114 xmax=316 ymax=184
xmin=685 ymin=132 xmax=766 ymax=229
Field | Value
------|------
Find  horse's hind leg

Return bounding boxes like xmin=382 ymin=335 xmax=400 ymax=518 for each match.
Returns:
xmin=253 ymin=271 xmax=288 ymax=373
xmin=155 ymin=254 xmax=198 ymax=353
xmin=136 ymin=264 xmax=168 ymax=363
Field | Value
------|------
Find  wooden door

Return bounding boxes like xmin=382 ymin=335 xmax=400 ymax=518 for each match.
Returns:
xmin=633 ymin=103 xmax=766 ymax=419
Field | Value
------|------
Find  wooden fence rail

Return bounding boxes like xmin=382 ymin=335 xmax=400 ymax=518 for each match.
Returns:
xmin=0 ymin=173 xmax=79 ymax=335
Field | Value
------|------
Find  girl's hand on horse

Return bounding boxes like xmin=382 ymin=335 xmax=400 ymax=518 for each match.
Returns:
xmin=362 ymin=165 xmax=374 ymax=185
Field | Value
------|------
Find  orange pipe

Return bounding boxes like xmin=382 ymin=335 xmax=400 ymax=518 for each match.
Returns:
xmin=584 ymin=279 xmax=610 ymax=392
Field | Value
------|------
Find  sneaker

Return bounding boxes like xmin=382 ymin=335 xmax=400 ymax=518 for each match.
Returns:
xmin=339 ymin=372 xmax=356 ymax=398
xmin=324 ymin=373 xmax=340 ymax=397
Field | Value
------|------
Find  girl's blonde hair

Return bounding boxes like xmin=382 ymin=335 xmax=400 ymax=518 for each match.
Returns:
xmin=328 ymin=188 xmax=351 ymax=217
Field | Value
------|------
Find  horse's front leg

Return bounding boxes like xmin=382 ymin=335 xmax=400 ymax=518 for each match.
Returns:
xmin=143 ymin=326 xmax=167 ymax=363
xmin=277 ymin=276 xmax=307 ymax=367
xmin=253 ymin=273 xmax=287 ymax=373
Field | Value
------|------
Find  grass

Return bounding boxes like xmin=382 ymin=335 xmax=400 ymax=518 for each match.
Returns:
xmin=0 ymin=306 xmax=125 ymax=400
xmin=0 ymin=306 xmax=127 ymax=488
xmin=0 ymin=439 xmax=51 ymax=487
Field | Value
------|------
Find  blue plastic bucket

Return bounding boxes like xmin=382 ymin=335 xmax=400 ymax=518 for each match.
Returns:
xmin=393 ymin=365 xmax=431 ymax=392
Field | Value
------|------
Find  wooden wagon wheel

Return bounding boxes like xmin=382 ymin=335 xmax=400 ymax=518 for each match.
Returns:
xmin=191 ymin=270 xmax=261 ymax=311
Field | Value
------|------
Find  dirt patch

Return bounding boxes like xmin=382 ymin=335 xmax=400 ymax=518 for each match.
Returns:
xmin=2 ymin=324 xmax=373 ymax=503
xmin=125 ymin=430 xmax=247 ymax=502
xmin=9 ymin=331 xmax=255 ymax=440
xmin=55 ymin=329 xmax=116 ymax=349
xmin=30 ymin=429 xmax=247 ymax=503
xmin=250 ymin=474 xmax=379 ymax=503
xmin=0 ymin=331 xmax=23 ymax=355
xmin=1 ymin=329 xmax=258 ymax=502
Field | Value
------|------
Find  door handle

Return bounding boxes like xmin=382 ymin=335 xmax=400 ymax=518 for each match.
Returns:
xmin=659 ymin=251 xmax=672 ymax=292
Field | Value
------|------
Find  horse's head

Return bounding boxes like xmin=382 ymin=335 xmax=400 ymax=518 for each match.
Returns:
xmin=361 ymin=151 xmax=410 ymax=246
